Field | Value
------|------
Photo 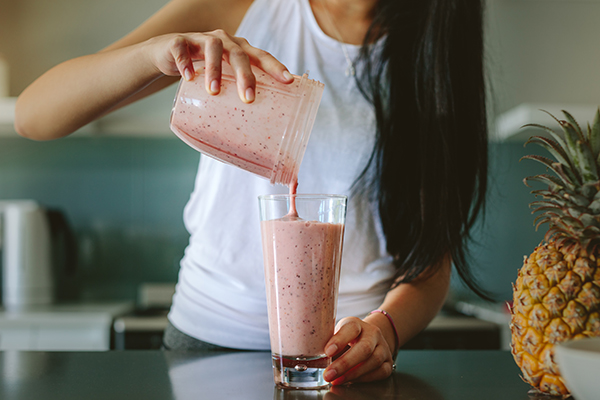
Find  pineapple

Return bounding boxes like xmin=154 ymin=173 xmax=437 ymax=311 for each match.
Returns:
xmin=510 ymin=109 xmax=600 ymax=397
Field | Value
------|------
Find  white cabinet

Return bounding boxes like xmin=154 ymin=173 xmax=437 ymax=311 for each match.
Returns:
xmin=0 ymin=302 xmax=133 ymax=351
xmin=36 ymin=326 xmax=108 ymax=351
xmin=0 ymin=328 xmax=35 ymax=350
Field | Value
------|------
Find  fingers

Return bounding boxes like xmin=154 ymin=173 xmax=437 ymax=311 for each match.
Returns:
xmin=235 ymin=37 xmax=294 ymax=83
xmin=325 ymin=317 xmax=363 ymax=358
xmin=323 ymin=317 xmax=394 ymax=385
xmin=217 ymin=32 xmax=293 ymax=103
xmin=160 ymin=31 xmax=293 ymax=103
xmin=345 ymin=350 xmax=395 ymax=384
xmin=168 ymin=34 xmax=197 ymax=81
xmin=168 ymin=30 xmax=293 ymax=102
xmin=222 ymin=38 xmax=256 ymax=103
xmin=327 ymin=342 xmax=389 ymax=385
xmin=202 ymin=35 xmax=224 ymax=95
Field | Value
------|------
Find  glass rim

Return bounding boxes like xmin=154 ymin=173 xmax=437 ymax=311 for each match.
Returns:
xmin=258 ymin=194 xmax=348 ymax=201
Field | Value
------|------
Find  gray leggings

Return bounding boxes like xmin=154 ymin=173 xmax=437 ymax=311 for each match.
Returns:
xmin=162 ymin=321 xmax=242 ymax=351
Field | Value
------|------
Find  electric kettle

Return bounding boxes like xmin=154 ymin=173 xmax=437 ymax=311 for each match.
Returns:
xmin=0 ymin=200 xmax=77 ymax=311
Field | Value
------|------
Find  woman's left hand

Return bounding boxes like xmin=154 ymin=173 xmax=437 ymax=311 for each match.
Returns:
xmin=322 ymin=317 xmax=395 ymax=385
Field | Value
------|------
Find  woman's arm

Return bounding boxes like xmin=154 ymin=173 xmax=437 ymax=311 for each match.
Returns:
xmin=14 ymin=0 xmax=292 ymax=140
xmin=323 ymin=256 xmax=452 ymax=384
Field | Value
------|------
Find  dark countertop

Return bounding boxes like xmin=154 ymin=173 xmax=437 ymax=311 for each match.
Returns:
xmin=0 ymin=350 xmax=537 ymax=400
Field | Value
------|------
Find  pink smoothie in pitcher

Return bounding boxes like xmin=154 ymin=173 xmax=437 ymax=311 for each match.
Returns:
xmin=261 ymin=217 xmax=344 ymax=357
xmin=170 ymin=61 xmax=323 ymax=185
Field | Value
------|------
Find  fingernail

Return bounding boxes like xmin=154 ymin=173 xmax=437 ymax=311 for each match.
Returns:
xmin=210 ymin=79 xmax=219 ymax=94
xmin=184 ymin=68 xmax=192 ymax=81
xmin=325 ymin=344 xmax=338 ymax=357
xmin=283 ymin=70 xmax=294 ymax=81
xmin=245 ymin=87 xmax=255 ymax=102
xmin=324 ymin=368 xmax=337 ymax=382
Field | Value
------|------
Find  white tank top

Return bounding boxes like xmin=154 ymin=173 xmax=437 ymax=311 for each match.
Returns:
xmin=168 ymin=0 xmax=396 ymax=350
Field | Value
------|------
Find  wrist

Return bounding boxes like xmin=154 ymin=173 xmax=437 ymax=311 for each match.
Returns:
xmin=138 ymin=38 xmax=168 ymax=78
xmin=366 ymin=309 xmax=400 ymax=357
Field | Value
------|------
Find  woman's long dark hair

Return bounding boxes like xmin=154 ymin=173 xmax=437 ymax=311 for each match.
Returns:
xmin=354 ymin=0 xmax=491 ymax=299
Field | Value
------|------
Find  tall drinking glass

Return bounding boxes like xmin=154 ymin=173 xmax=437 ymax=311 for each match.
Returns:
xmin=259 ymin=194 xmax=347 ymax=389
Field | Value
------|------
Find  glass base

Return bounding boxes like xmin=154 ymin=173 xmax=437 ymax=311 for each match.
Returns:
xmin=272 ymin=354 xmax=331 ymax=390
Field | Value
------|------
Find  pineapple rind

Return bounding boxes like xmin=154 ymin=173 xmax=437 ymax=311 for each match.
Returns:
xmin=511 ymin=242 xmax=600 ymax=396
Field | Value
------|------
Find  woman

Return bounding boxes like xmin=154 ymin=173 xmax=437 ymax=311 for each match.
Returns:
xmin=15 ymin=0 xmax=489 ymax=385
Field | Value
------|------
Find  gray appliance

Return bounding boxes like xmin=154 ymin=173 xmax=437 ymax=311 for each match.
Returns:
xmin=0 ymin=200 xmax=76 ymax=311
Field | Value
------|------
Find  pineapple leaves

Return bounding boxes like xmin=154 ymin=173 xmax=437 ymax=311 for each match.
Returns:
xmin=562 ymin=110 xmax=585 ymax=141
xmin=523 ymin=110 xmax=600 ymax=196
xmin=560 ymin=120 xmax=584 ymax=171
xmin=520 ymin=155 xmax=579 ymax=189
xmin=589 ymin=188 xmax=600 ymax=213
xmin=554 ymin=215 xmax=584 ymax=229
xmin=575 ymin=140 xmax=599 ymax=182
xmin=579 ymin=213 xmax=600 ymax=228
xmin=524 ymin=136 xmax=573 ymax=172
xmin=535 ymin=213 xmax=585 ymax=231
xmin=533 ymin=212 xmax=560 ymax=229
xmin=529 ymin=200 xmax=561 ymax=209
xmin=522 ymin=123 xmax=568 ymax=151
xmin=545 ymin=228 xmax=571 ymax=244
xmin=534 ymin=216 xmax=552 ymax=231
xmin=582 ymin=182 xmax=599 ymax=199
xmin=585 ymin=225 xmax=600 ymax=235
xmin=589 ymin=108 xmax=600 ymax=158
xmin=589 ymin=198 xmax=600 ymax=214
xmin=531 ymin=189 xmax=568 ymax=206
xmin=523 ymin=109 xmax=600 ymax=244
xmin=539 ymin=110 xmax=581 ymax=164
xmin=563 ymin=192 xmax=592 ymax=207
xmin=531 ymin=189 xmax=593 ymax=210
xmin=522 ymin=174 xmax=563 ymax=190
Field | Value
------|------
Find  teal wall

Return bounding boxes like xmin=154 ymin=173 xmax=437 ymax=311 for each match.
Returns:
xmin=0 ymin=135 xmax=548 ymax=303
xmin=0 ymin=136 xmax=199 ymax=301
xmin=464 ymin=141 xmax=545 ymax=301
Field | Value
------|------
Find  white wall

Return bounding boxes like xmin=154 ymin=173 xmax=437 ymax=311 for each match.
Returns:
xmin=2 ymin=0 xmax=600 ymax=117
xmin=0 ymin=0 xmax=165 ymax=94
xmin=0 ymin=0 xmax=173 ymax=119
xmin=486 ymin=0 xmax=600 ymax=115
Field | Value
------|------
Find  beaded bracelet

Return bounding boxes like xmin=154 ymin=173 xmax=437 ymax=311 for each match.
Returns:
xmin=368 ymin=309 xmax=400 ymax=355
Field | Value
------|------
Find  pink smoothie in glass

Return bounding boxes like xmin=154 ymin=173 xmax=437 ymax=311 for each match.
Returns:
xmin=261 ymin=217 xmax=344 ymax=357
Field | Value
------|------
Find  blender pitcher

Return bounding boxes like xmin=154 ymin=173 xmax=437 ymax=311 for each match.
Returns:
xmin=170 ymin=61 xmax=324 ymax=185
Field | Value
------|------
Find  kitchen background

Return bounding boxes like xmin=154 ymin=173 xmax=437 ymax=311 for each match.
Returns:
xmin=1 ymin=0 xmax=600 ymax=305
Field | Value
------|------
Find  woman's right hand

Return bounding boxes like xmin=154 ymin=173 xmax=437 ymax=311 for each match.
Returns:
xmin=145 ymin=30 xmax=294 ymax=103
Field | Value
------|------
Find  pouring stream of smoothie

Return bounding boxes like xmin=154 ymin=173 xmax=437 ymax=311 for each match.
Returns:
xmin=286 ymin=179 xmax=299 ymax=219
